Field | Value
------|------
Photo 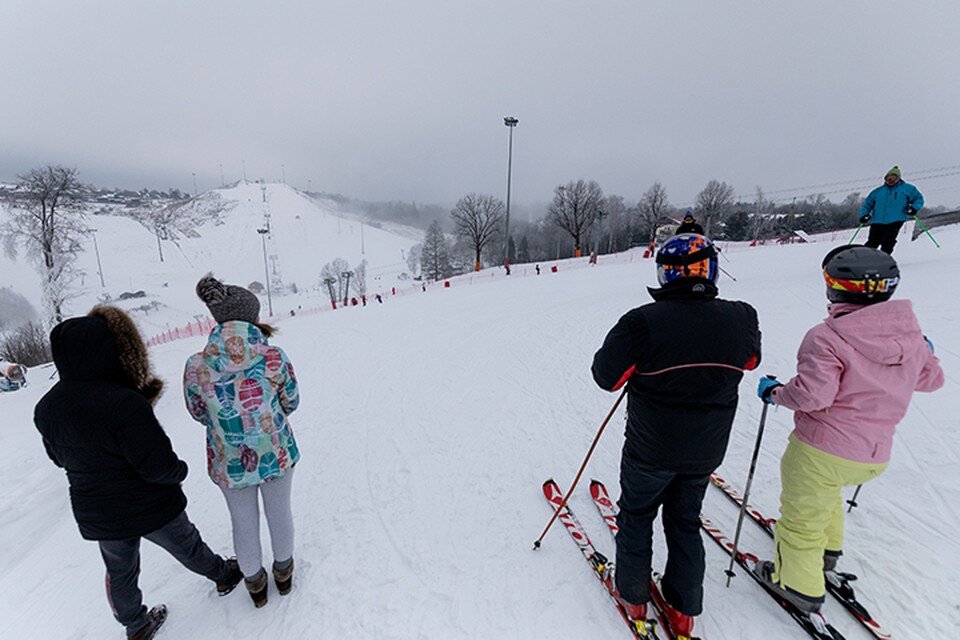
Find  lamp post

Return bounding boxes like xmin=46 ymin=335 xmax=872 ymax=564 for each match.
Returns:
xmin=257 ymin=228 xmax=273 ymax=316
xmin=341 ymin=270 xmax=353 ymax=306
xmin=502 ymin=116 xmax=518 ymax=272
xmin=323 ymin=277 xmax=337 ymax=308
xmin=90 ymin=229 xmax=105 ymax=287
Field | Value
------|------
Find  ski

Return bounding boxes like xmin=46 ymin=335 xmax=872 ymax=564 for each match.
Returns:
xmin=541 ymin=479 xmax=664 ymax=639
xmin=709 ymin=472 xmax=894 ymax=640
xmin=588 ymin=480 xmax=700 ymax=640
xmin=698 ymin=514 xmax=846 ymax=639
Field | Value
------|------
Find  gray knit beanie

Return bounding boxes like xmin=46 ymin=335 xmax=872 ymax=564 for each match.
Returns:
xmin=196 ymin=274 xmax=261 ymax=324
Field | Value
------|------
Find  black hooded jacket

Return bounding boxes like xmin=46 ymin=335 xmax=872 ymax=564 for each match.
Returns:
xmin=592 ymin=281 xmax=761 ymax=474
xmin=34 ymin=313 xmax=187 ymax=540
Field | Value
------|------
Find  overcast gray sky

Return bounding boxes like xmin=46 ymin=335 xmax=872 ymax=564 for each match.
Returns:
xmin=3 ymin=1 xmax=959 ymax=207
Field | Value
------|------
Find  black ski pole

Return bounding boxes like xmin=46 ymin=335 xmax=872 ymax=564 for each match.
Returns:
xmin=719 ymin=265 xmax=737 ymax=282
xmin=725 ymin=376 xmax=775 ymax=587
xmin=846 ymin=484 xmax=863 ymax=513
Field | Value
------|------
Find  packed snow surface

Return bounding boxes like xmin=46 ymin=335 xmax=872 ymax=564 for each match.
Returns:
xmin=2 ymin=225 xmax=958 ymax=639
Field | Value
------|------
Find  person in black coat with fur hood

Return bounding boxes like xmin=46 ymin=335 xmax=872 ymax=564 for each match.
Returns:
xmin=34 ymin=306 xmax=242 ymax=640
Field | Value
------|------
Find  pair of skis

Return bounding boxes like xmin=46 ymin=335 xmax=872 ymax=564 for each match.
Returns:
xmin=707 ymin=472 xmax=893 ymax=640
xmin=543 ymin=478 xmax=867 ymax=639
xmin=542 ymin=478 xmax=696 ymax=640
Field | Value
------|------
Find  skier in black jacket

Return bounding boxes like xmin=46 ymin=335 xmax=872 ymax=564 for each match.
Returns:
xmin=592 ymin=233 xmax=760 ymax=637
xmin=675 ymin=211 xmax=704 ymax=235
xmin=34 ymin=306 xmax=242 ymax=640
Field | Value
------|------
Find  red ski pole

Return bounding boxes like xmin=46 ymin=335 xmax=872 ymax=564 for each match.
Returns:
xmin=533 ymin=387 xmax=628 ymax=550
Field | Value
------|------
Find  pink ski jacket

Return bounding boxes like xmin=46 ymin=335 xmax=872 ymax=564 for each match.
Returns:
xmin=771 ymin=299 xmax=943 ymax=464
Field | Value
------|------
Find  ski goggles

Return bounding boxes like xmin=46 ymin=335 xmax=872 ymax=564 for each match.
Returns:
xmin=823 ymin=270 xmax=899 ymax=295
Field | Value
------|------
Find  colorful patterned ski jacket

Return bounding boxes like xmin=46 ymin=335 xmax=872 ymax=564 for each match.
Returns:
xmin=771 ymin=300 xmax=943 ymax=464
xmin=184 ymin=321 xmax=300 ymax=489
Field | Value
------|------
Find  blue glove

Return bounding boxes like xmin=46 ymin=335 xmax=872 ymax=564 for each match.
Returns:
xmin=924 ymin=336 xmax=935 ymax=354
xmin=757 ymin=376 xmax=783 ymax=405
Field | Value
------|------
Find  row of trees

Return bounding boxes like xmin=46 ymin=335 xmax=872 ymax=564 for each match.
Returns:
xmin=407 ymin=178 xmax=886 ymax=281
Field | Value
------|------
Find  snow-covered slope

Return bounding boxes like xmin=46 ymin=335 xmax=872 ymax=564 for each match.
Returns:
xmin=0 ymin=182 xmax=419 ymax=333
xmin=2 ymin=226 xmax=958 ymax=639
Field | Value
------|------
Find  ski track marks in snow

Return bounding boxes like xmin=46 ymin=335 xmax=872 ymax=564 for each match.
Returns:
xmin=3 ymin=226 xmax=959 ymax=638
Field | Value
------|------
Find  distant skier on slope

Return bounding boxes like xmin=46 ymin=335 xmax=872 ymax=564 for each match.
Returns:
xmin=34 ymin=306 xmax=242 ymax=640
xmin=591 ymin=233 xmax=761 ymax=637
xmin=675 ymin=211 xmax=704 ymax=235
xmin=858 ymin=166 xmax=924 ymax=254
xmin=184 ymin=275 xmax=301 ymax=609
xmin=755 ymin=245 xmax=943 ymax=614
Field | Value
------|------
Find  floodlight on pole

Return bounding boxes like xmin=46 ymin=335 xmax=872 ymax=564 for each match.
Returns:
xmin=503 ymin=116 xmax=519 ymax=271
xmin=257 ymin=228 xmax=274 ymax=316
xmin=341 ymin=271 xmax=353 ymax=305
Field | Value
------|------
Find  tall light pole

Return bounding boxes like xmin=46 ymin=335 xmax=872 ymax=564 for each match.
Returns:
xmin=90 ymin=229 xmax=105 ymax=287
xmin=257 ymin=228 xmax=273 ymax=316
xmin=503 ymin=116 xmax=519 ymax=271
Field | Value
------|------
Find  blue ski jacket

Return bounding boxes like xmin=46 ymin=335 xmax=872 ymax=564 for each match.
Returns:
xmin=859 ymin=181 xmax=924 ymax=225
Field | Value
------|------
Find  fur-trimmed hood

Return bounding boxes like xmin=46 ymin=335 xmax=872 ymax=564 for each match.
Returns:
xmin=49 ymin=305 xmax=164 ymax=404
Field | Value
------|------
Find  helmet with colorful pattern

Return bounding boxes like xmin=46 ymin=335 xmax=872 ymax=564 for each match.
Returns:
xmin=656 ymin=234 xmax=719 ymax=287
xmin=822 ymin=245 xmax=899 ymax=304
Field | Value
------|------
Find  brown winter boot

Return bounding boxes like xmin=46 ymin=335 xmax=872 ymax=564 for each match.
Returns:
xmin=129 ymin=605 xmax=168 ymax=640
xmin=273 ymin=558 xmax=295 ymax=596
xmin=245 ymin=568 xmax=268 ymax=608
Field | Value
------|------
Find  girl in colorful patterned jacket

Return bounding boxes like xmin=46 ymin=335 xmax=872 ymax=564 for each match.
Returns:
xmin=184 ymin=275 xmax=301 ymax=608
xmin=754 ymin=246 xmax=943 ymax=617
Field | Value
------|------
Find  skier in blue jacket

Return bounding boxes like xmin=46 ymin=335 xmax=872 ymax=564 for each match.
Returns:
xmin=858 ymin=166 xmax=923 ymax=254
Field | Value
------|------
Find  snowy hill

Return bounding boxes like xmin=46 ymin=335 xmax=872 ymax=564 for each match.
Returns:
xmin=2 ymin=225 xmax=958 ymax=639
xmin=0 ymin=182 xmax=420 ymax=333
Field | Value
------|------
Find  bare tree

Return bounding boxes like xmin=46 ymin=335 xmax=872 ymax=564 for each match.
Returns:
xmin=695 ymin=180 xmax=734 ymax=237
xmin=420 ymin=220 xmax=452 ymax=281
xmin=147 ymin=203 xmax=178 ymax=262
xmin=1 ymin=166 xmax=88 ymax=326
xmin=320 ymin=257 xmax=351 ymax=300
xmin=406 ymin=243 xmax=422 ymax=277
xmin=450 ymin=193 xmax=505 ymax=271
xmin=351 ymin=259 xmax=368 ymax=296
xmin=753 ymin=186 xmax=769 ymax=240
xmin=547 ymin=179 xmax=604 ymax=257
xmin=636 ymin=182 xmax=671 ymax=242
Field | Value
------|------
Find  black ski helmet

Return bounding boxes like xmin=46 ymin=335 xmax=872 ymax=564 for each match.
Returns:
xmin=821 ymin=245 xmax=899 ymax=304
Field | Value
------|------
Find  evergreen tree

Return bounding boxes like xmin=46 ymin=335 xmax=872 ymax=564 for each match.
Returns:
xmin=420 ymin=220 xmax=452 ymax=281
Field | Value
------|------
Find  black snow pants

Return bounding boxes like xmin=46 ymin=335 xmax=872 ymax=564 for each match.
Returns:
xmin=98 ymin=511 xmax=227 ymax=637
xmin=615 ymin=455 xmax=710 ymax=616
xmin=864 ymin=221 xmax=905 ymax=254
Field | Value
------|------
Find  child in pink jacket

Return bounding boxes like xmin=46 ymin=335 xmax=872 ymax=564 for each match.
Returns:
xmin=754 ymin=245 xmax=943 ymax=616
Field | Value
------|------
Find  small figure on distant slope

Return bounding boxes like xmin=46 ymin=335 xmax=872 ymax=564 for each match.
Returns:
xmin=675 ymin=211 xmax=704 ymax=235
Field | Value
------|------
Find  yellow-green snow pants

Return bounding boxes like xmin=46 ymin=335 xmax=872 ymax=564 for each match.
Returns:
xmin=773 ymin=433 xmax=888 ymax=599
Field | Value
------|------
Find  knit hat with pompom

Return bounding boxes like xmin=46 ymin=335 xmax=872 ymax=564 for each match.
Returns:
xmin=196 ymin=274 xmax=260 ymax=324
